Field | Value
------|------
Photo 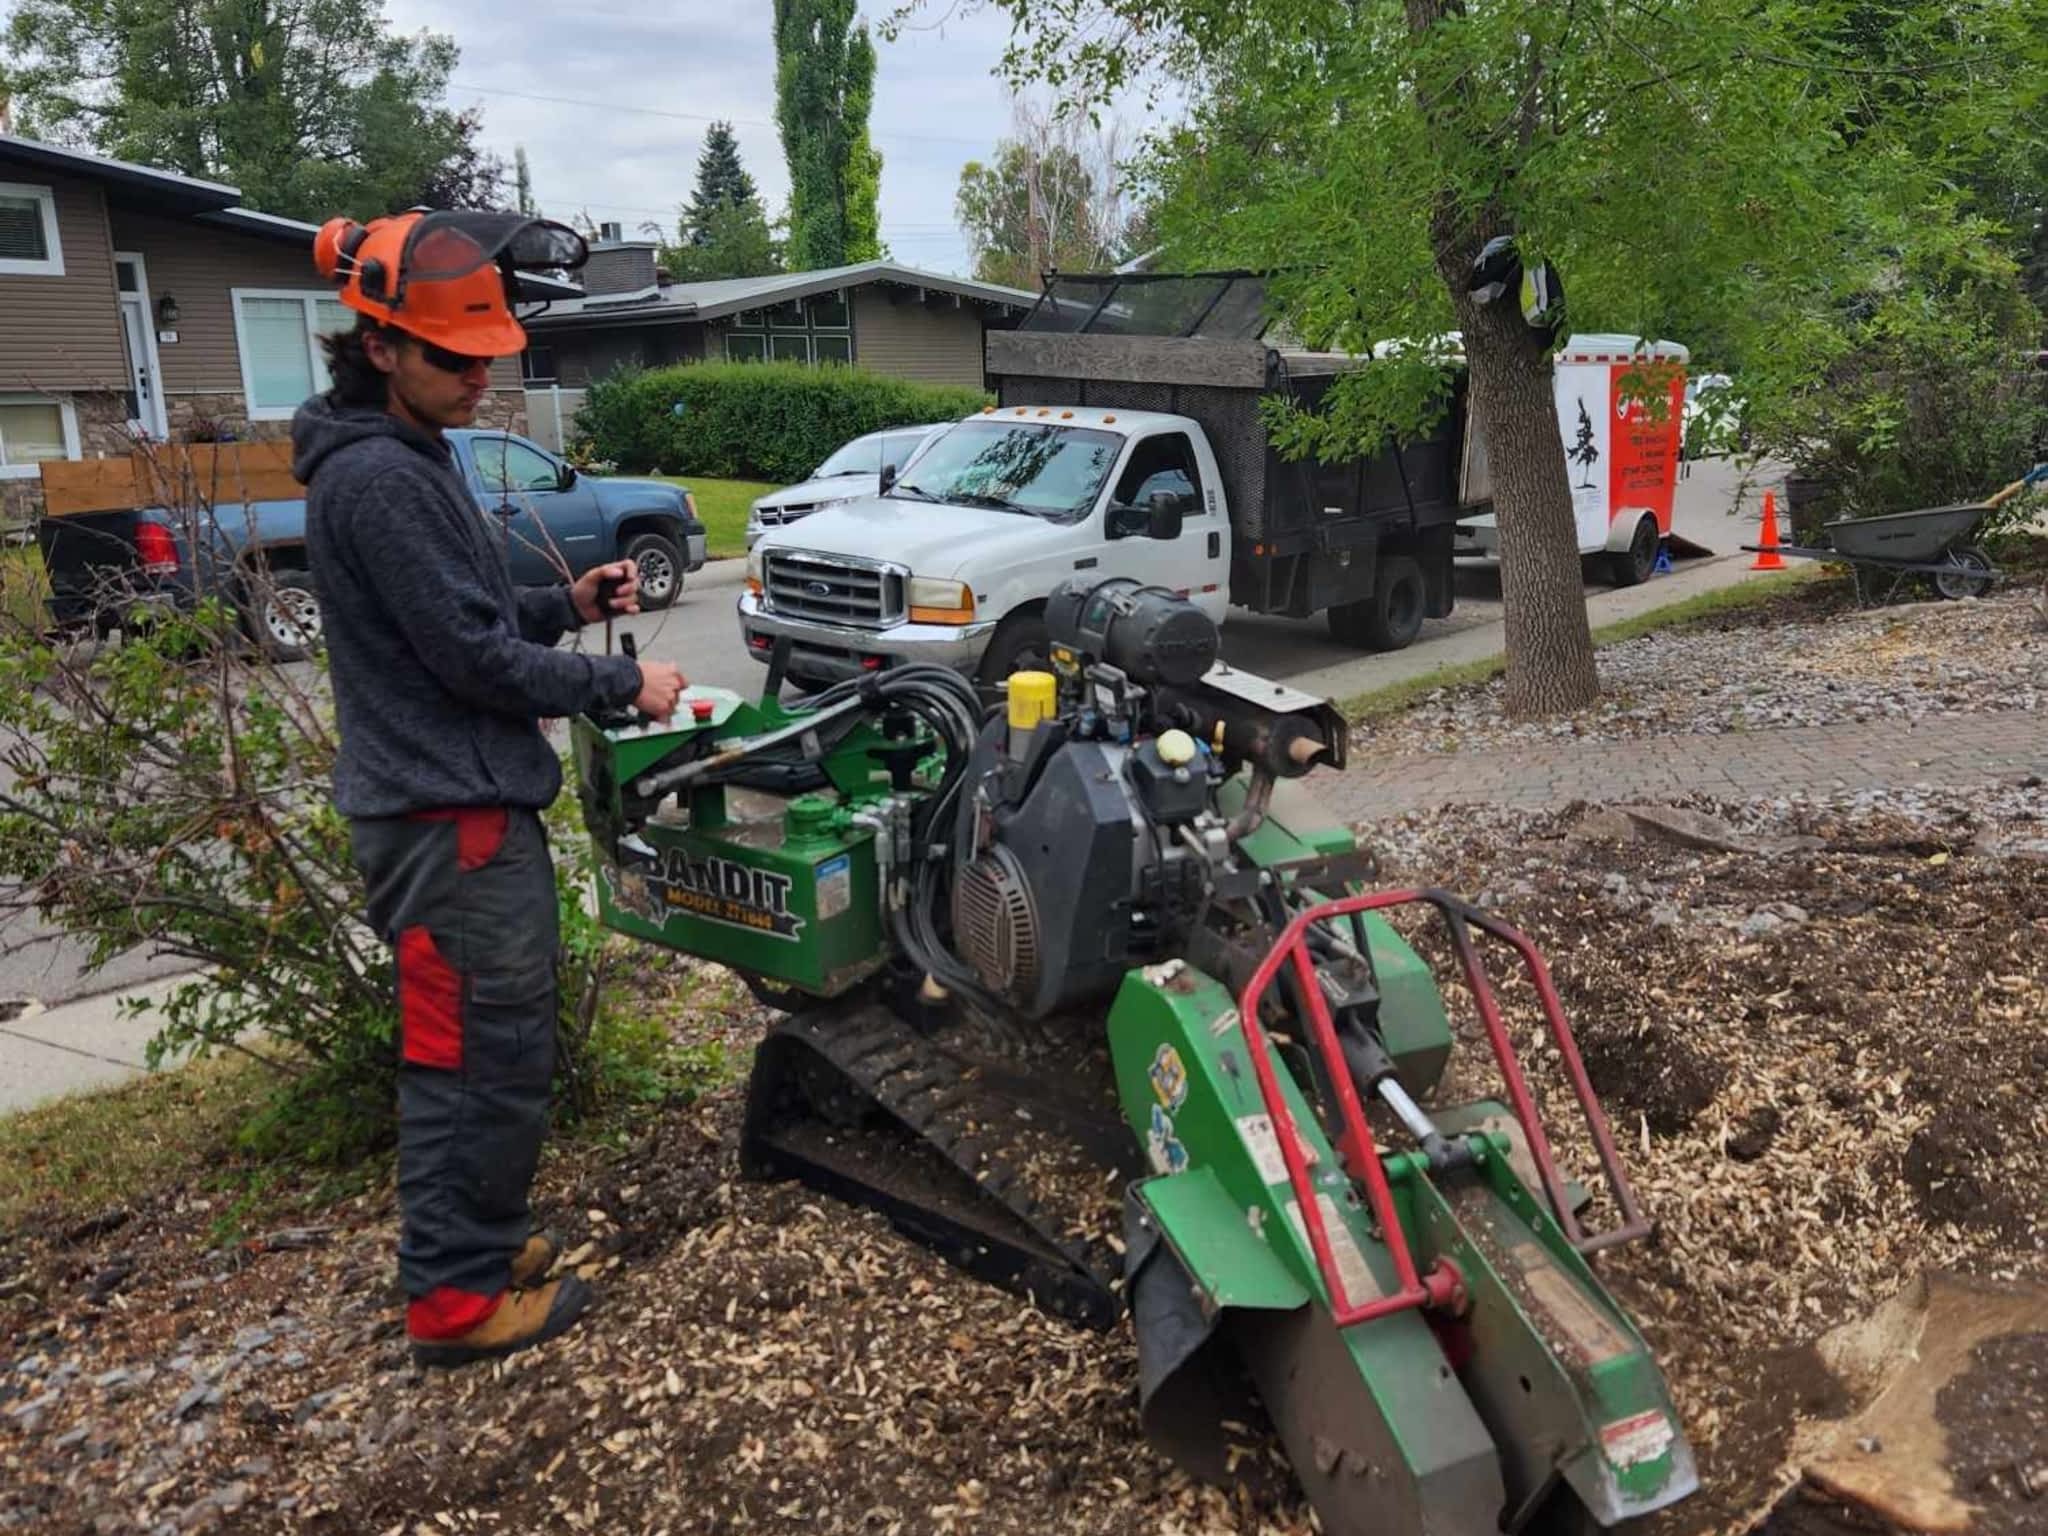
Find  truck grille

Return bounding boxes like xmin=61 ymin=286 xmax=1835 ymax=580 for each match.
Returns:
xmin=763 ymin=551 xmax=903 ymax=627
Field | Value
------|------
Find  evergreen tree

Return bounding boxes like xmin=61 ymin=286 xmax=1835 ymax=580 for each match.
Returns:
xmin=684 ymin=122 xmax=760 ymax=240
xmin=662 ymin=120 xmax=780 ymax=280
xmin=773 ymin=0 xmax=884 ymax=269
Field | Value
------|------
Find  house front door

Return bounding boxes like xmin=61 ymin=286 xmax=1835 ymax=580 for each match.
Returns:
xmin=114 ymin=252 xmax=169 ymax=441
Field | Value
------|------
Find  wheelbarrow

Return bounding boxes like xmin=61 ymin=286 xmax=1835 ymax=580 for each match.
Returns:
xmin=1745 ymin=464 xmax=2047 ymax=603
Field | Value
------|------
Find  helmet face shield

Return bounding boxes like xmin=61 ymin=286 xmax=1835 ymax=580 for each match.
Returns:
xmin=398 ymin=212 xmax=589 ymax=287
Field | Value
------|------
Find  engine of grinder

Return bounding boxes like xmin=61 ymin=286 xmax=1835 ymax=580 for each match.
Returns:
xmin=948 ymin=578 xmax=1347 ymax=1018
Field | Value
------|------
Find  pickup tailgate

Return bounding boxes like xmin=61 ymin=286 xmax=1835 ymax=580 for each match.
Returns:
xmin=35 ymin=510 xmax=143 ymax=629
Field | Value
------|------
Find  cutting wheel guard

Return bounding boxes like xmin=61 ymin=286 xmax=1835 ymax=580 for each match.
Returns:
xmin=1236 ymin=889 xmax=1652 ymax=1328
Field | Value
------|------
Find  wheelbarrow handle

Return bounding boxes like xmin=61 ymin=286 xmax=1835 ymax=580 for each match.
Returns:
xmin=1985 ymin=474 xmax=2037 ymax=508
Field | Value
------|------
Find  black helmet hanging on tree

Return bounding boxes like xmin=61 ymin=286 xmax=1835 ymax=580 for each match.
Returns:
xmin=1468 ymin=234 xmax=1566 ymax=344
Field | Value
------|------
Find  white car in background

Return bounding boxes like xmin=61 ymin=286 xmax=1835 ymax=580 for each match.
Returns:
xmin=744 ymin=424 xmax=950 ymax=549
xmin=1682 ymin=373 xmax=1746 ymax=458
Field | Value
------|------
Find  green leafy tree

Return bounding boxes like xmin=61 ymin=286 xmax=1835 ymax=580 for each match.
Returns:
xmin=0 ymin=464 xmax=713 ymax=1161
xmin=0 ymin=0 xmax=501 ymax=221
xmin=956 ymin=97 xmax=1134 ymax=288
xmin=907 ymin=0 xmax=2048 ymax=715
xmin=774 ymin=0 xmax=884 ymax=269
xmin=659 ymin=121 xmax=782 ymax=281
xmin=663 ymin=199 xmax=782 ymax=282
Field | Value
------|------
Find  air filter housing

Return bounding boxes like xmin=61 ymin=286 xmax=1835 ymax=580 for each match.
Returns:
xmin=953 ymin=844 xmax=1040 ymax=1000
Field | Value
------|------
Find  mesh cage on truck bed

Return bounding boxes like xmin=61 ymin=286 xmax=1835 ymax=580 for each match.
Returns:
xmin=990 ymin=274 xmax=1477 ymax=543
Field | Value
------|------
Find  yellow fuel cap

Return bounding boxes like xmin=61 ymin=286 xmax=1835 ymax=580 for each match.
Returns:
xmin=1007 ymin=671 xmax=1057 ymax=729
xmin=1156 ymin=728 xmax=1198 ymax=766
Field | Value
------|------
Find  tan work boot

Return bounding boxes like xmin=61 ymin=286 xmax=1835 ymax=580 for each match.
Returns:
xmin=411 ymin=1275 xmax=596 ymax=1369
xmin=510 ymin=1231 xmax=558 ymax=1289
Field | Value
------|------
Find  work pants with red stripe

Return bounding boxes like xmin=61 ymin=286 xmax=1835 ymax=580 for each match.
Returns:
xmin=351 ymin=806 xmax=558 ymax=1333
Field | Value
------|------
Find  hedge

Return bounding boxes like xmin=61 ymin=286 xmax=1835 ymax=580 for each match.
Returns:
xmin=572 ymin=362 xmax=992 ymax=483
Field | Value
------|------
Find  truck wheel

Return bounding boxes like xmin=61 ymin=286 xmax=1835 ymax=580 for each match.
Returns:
xmin=975 ymin=611 xmax=1050 ymax=703
xmin=1328 ymin=555 xmax=1425 ymax=651
xmin=1608 ymin=515 xmax=1659 ymax=587
xmin=244 ymin=566 xmax=322 ymax=663
xmin=622 ymin=530 xmax=684 ymax=611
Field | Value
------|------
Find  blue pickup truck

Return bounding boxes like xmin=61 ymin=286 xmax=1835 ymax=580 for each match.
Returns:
xmin=43 ymin=428 xmax=707 ymax=660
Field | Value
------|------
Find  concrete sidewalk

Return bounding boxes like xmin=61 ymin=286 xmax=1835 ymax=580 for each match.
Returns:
xmin=1285 ymin=547 xmax=1778 ymax=704
xmin=0 ymin=977 xmax=189 ymax=1115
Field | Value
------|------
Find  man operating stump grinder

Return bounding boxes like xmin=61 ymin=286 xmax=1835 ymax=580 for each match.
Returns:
xmin=291 ymin=210 xmax=687 ymax=1367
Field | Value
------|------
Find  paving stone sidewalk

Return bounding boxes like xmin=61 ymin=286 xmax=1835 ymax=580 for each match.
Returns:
xmin=1323 ymin=710 xmax=2048 ymax=821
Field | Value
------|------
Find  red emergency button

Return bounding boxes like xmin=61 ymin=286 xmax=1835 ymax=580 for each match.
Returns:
xmin=690 ymin=698 xmax=715 ymax=721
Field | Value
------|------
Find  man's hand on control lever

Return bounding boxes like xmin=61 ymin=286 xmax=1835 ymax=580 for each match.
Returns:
xmin=634 ymin=661 xmax=687 ymax=721
xmin=572 ymin=559 xmax=640 ymax=625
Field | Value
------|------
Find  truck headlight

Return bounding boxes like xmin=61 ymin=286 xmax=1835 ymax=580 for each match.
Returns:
xmin=745 ymin=549 xmax=764 ymax=597
xmin=907 ymin=576 xmax=975 ymax=625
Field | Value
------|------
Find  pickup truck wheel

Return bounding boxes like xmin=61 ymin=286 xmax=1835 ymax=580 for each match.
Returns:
xmin=1328 ymin=554 xmax=1425 ymax=651
xmin=975 ymin=612 xmax=1051 ymax=704
xmin=622 ymin=531 xmax=684 ymax=611
xmin=1608 ymin=514 xmax=1659 ymax=587
xmin=245 ymin=568 xmax=322 ymax=662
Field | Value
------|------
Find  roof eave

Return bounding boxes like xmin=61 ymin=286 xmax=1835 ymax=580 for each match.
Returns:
xmin=0 ymin=132 xmax=241 ymax=214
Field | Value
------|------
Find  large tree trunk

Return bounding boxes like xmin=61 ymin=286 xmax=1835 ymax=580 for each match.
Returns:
xmin=1404 ymin=0 xmax=1599 ymax=718
xmin=1449 ymin=275 xmax=1600 ymax=716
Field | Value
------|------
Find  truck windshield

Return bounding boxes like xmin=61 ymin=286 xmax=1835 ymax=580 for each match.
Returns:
xmin=812 ymin=435 xmax=884 ymax=478
xmin=889 ymin=420 xmax=1120 ymax=522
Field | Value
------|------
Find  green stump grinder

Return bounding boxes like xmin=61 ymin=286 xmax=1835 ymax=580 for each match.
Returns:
xmin=572 ymin=576 xmax=1697 ymax=1533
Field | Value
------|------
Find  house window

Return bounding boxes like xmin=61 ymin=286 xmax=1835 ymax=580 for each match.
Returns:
xmin=231 ymin=290 xmax=356 ymax=419
xmin=0 ymin=394 xmax=81 ymax=479
xmin=723 ymin=290 xmax=855 ymax=367
xmin=0 ymin=183 xmax=64 ymax=276
xmin=521 ymin=346 xmax=558 ymax=384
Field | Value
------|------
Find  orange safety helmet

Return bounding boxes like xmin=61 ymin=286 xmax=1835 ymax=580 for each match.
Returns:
xmin=313 ymin=209 xmax=588 ymax=356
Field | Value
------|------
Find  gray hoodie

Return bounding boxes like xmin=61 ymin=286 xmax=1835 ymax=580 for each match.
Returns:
xmin=293 ymin=396 xmax=641 ymax=819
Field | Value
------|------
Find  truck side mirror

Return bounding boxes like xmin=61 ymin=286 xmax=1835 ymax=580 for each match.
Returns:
xmin=879 ymin=462 xmax=898 ymax=495
xmin=1146 ymin=491 xmax=1185 ymax=542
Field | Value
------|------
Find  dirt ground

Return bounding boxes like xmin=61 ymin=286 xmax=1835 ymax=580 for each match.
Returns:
xmin=4 ymin=554 xmax=2046 ymax=1534
xmin=3 ymin=784 xmax=2041 ymax=1536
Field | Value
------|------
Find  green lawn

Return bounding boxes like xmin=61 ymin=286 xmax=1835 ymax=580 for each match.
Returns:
xmin=1 ymin=543 xmax=51 ymax=632
xmin=650 ymin=475 xmax=778 ymax=560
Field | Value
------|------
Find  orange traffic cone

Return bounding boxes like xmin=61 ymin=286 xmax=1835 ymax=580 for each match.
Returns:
xmin=1751 ymin=489 xmax=1786 ymax=571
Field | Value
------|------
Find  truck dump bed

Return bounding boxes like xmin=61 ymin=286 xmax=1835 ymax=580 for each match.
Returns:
xmin=985 ymin=273 xmax=1482 ymax=546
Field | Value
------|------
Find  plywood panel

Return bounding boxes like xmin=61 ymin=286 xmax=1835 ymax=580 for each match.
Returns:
xmin=40 ymin=441 xmax=301 ymax=516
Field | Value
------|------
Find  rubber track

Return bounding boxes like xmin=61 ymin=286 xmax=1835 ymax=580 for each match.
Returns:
xmin=741 ymin=1002 xmax=1127 ymax=1330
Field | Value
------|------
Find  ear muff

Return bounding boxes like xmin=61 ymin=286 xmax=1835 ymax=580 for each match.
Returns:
xmin=358 ymin=258 xmax=390 ymax=302
xmin=313 ymin=217 xmax=361 ymax=280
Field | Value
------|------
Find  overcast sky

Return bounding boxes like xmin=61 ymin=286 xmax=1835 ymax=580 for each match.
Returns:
xmin=380 ymin=0 xmax=1171 ymax=277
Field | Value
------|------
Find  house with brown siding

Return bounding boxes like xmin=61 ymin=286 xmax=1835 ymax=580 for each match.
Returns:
xmin=0 ymin=133 xmax=565 ymax=522
xmin=519 ymin=233 xmax=1034 ymax=393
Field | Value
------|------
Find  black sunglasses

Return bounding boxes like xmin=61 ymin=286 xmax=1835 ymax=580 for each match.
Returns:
xmin=417 ymin=341 xmax=490 ymax=374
